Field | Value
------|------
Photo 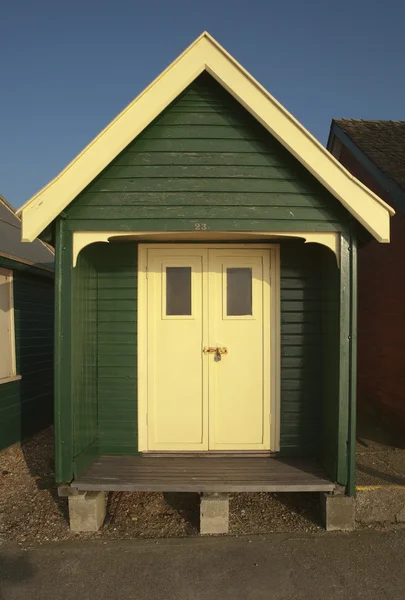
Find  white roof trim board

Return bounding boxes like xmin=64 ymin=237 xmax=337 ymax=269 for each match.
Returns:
xmin=18 ymin=32 xmax=394 ymax=242
xmin=0 ymin=195 xmax=54 ymax=271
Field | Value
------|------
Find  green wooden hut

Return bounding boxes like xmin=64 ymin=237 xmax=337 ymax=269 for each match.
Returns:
xmin=0 ymin=195 xmax=54 ymax=450
xmin=18 ymin=33 xmax=393 ymax=532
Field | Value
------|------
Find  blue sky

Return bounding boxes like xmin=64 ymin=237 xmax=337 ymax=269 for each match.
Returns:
xmin=1 ymin=0 xmax=404 ymax=208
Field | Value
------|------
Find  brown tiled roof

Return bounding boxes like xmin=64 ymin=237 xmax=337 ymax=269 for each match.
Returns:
xmin=334 ymin=119 xmax=405 ymax=192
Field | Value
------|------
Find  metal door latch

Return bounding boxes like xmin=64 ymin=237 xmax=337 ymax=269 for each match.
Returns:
xmin=203 ymin=347 xmax=217 ymax=354
xmin=203 ymin=346 xmax=228 ymax=359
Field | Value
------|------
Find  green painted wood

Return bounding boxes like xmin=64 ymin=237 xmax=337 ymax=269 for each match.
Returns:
xmin=279 ymin=243 xmax=323 ymax=457
xmin=65 ymin=73 xmax=350 ymax=233
xmin=114 ymin=152 xmax=286 ymax=167
xmin=87 ymin=165 xmax=299 ymax=179
xmin=67 ymin=206 xmax=336 ymax=222
xmin=115 ymin=138 xmax=290 ymax=152
xmin=337 ymin=233 xmax=351 ymax=486
xmin=83 ymin=177 xmax=334 ymax=195
xmin=54 ymin=221 xmax=74 ymax=483
xmin=65 ymin=220 xmax=344 ymax=233
xmin=71 ymin=246 xmax=99 ymax=477
xmin=348 ymin=232 xmax=358 ymax=496
xmin=74 ymin=192 xmax=327 ymax=208
xmin=0 ymin=264 xmax=53 ymax=451
xmin=73 ymin=440 xmax=99 ymax=479
xmin=95 ymin=243 xmax=138 ymax=456
xmin=319 ymin=247 xmax=340 ymax=481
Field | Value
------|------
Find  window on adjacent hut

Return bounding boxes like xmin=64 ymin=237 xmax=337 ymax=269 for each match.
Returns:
xmin=0 ymin=268 xmax=17 ymax=381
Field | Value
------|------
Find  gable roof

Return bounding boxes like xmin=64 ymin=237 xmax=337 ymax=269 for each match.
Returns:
xmin=18 ymin=32 xmax=394 ymax=243
xmin=0 ymin=195 xmax=54 ymax=271
xmin=331 ymin=119 xmax=405 ymax=208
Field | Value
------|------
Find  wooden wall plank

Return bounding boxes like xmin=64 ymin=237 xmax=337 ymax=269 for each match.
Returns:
xmin=54 ymin=221 xmax=74 ymax=483
xmin=71 ymin=246 xmax=99 ymax=477
xmin=337 ymin=233 xmax=351 ymax=486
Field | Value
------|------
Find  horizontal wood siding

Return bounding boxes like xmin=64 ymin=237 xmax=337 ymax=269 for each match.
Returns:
xmin=279 ymin=243 xmax=323 ymax=456
xmin=96 ymin=243 xmax=138 ymax=455
xmin=65 ymin=73 xmax=349 ymax=233
xmin=71 ymin=249 xmax=98 ymax=475
xmin=0 ymin=266 xmax=53 ymax=450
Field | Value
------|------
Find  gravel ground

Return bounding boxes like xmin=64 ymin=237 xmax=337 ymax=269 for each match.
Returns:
xmin=0 ymin=428 xmax=322 ymax=544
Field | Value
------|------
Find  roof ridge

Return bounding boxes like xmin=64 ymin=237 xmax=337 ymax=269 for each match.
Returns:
xmin=334 ymin=118 xmax=405 ymax=125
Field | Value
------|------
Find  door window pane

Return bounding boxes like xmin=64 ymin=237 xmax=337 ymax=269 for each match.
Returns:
xmin=227 ymin=267 xmax=252 ymax=316
xmin=166 ymin=267 xmax=192 ymax=315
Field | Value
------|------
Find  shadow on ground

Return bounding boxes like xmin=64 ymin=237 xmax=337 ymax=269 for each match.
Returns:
xmin=0 ymin=551 xmax=34 ymax=598
xmin=357 ymin=464 xmax=405 ymax=486
xmin=357 ymin=410 xmax=405 ymax=450
xmin=356 ymin=410 xmax=405 ymax=487
xmin=163 ymin=493 xmax=200 ymax=530
xmin=20 ymin=427 xmax=68 ymax=523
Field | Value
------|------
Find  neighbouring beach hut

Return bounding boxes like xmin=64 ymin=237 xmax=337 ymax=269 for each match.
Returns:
xmin=18 ymin=33 xmax=393 ymax=532
xmin=328 ymin=119 xmax=405 ymax=437
xmin=0 ymin=195 xmax=54 ymax=449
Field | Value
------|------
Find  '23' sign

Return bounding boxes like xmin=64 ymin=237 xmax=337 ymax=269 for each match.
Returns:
xmin=194 ymin=222 xmax=208 ymax=231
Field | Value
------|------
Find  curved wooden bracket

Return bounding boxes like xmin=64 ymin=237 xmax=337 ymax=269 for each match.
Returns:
xmin=268 ymin=232 xmax=340 ymax=267
xmin=72 ymin=232 xmax=112 ymax=267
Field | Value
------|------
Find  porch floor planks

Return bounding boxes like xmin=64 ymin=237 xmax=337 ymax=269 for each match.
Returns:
xmin=71 ymin=456 xmax=335 ymax=493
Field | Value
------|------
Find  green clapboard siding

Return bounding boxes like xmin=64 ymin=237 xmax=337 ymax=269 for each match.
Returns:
xmin=65 ymin=73 xmax=350 ymax=233
xmin=68 ymin=241 xmax=326 ymax=471
xmin=279 ymin=243 xmax=323 ymax=456
xmin=0 ymin=264 xmax=54 ymax=450
xmin=96 ymin=243 xmax=138 ymax=455
xmin=71 ymin=248 xmax=99 ymax=475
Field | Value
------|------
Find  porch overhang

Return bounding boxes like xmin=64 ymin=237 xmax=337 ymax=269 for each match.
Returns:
xmin=72 ymin=230 xmax=341 ymax=268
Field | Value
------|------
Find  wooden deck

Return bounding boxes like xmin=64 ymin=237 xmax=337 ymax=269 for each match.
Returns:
xmin=71 ymin=456 xmax=335 ymax=493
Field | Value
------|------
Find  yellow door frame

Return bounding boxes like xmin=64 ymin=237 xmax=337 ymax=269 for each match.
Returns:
xmin=138 ymin=243 xmax=281 ymax=452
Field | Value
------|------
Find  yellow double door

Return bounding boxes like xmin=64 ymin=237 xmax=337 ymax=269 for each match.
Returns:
xmin=145 ymin=246 xmax=271 ymax=452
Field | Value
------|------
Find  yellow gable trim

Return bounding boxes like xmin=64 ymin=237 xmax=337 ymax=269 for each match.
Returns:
xmin=19 ymin=32 xmax=394 ymax=242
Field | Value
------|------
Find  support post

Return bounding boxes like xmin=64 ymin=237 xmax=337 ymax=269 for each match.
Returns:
xmin=321 ymin=492 xmax=355 ymax=531
xmin=200 ymin=493 xmax=229 ymax=535
xmin=347 ymin=232 xmax=358 ymax=496
xmin=68 ymin=491 xmax=106 ymax=532
xmin=337 ymin=233 xmax=351 ymax=487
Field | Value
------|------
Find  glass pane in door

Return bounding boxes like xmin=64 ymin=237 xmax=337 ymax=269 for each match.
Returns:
xmin=226 ymin=267 xmax=252 ymax=316
xmin=166 ymin=267 xmax=192 ymax=315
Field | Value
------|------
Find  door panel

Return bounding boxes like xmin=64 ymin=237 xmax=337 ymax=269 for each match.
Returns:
xmin=208 ymin=250 xmax=270 ymax=450
xmin=144 ymin=246 xmax=270 ymax=452
xmin=146 ymin=250 xmax=208 ymax=450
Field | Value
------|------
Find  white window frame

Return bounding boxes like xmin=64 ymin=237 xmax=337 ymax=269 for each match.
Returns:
xmin=0 ymin=267 xmax=20 ymax=384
